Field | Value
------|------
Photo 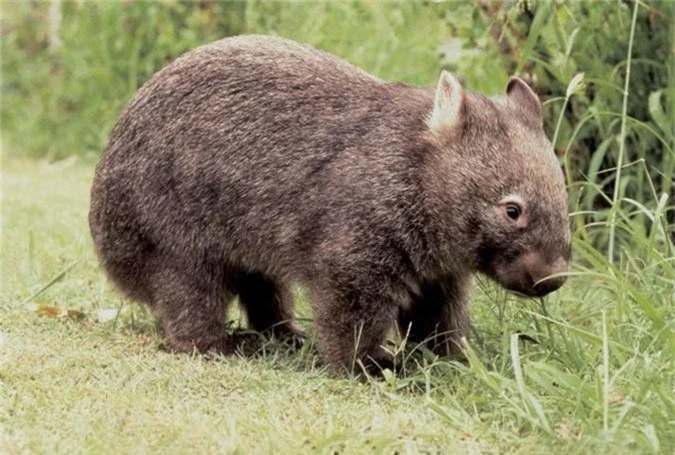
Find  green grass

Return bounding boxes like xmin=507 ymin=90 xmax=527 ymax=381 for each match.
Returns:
xmin=2 ymin=152 xmax=673 ymax=453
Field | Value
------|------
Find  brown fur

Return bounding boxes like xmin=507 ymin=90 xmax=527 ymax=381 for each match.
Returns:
xmin=89 ymin=35 xmax=571 ymax=374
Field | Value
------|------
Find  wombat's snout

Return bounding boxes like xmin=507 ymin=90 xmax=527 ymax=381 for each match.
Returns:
xmin=494 ymin=252 xmax=569 ymax=297
xmin=525 ymin=254 xmax=569 ymax=297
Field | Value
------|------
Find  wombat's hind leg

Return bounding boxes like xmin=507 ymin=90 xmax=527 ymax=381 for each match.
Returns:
xmin=150 ymin=264 xmax=236 ymax=355
xmin=236 ymin=272 xmax=304 ymax=346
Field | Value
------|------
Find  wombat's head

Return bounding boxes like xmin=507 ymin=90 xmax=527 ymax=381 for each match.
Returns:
xmin=426 ymin=71 xmax=571 ymax=297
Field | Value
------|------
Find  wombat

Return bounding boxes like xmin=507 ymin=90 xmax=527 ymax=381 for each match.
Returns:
xmin=89 ymin=35 xmax=571 ymax=374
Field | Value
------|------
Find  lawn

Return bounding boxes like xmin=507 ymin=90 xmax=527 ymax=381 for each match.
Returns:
xmin=1 ymin=153 xmax=672 ymax=454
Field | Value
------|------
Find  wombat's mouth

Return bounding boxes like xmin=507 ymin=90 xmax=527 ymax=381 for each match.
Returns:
xmin=502 ymin=275 xmax=566 ymax=298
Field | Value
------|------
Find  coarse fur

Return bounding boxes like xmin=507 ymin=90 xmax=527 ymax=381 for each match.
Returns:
xmin=89 ymin=35 xmax=571 ymax=374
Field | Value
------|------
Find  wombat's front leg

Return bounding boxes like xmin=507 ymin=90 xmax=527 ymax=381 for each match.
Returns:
xmin=310 ymin=275 xmax=398 ymax=376
xmin=397 ymin=275 xmax=470 ymax=357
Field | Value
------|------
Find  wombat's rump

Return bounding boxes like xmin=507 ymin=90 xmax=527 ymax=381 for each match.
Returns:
xmin=90 ymin=35 xmax=570 ymax=374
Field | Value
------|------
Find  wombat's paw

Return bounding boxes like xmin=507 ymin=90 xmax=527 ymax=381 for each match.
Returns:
xmin=229 ymin=330 xmax=266 ymax=357
xmin=447 ymin=348 xmax=468 ymax=365
xmin=273 ymin=328 xmax=307 ymax=349
xmin=411 ymin=336 xmax=467 ymax=362
xmin=352 ymin=354 xmax=397 ymax=381
xmin=436 ymin=337 xmax=469 ymax=365
xmin=159 ymin=335 xmax=240 ymax=357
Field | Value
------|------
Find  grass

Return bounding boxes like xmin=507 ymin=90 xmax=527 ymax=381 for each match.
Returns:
xmin=1 ymin=150 xmax=673 ymax=454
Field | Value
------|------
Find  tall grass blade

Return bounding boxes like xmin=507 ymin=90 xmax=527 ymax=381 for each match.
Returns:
xmin=608 ymin=0 xmax=640 ymax=262
xmin=21 ymin=261 xmax=79 ymax=304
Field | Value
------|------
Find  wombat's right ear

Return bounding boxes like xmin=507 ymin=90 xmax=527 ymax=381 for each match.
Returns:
xmin=428 ymin=70 xmax=464 ymax=133
xmin=506 ymin=77 xmax=542 ymax=122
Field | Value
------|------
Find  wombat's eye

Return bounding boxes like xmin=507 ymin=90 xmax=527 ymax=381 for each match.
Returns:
xmin=505 ymin=203 xmax=521 ymax=220
xmin=499 ymin=197 xmax=526 ymax=227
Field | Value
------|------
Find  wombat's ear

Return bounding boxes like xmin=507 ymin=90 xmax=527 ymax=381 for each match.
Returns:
xmin=429 ymin=70 xmax=464 ymax=133
xmin=506 ymin=77 xmax=542 ymax=122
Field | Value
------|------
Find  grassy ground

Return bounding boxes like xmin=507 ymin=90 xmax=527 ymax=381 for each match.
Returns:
xmin=2 ymin=152 xmax=673 ymax=454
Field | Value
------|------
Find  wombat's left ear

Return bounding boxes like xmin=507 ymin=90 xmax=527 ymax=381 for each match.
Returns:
xmin=506 ymin=77 xmax=542 ymax=123
xmin=429 ymin=70 xmax=464 ymax=133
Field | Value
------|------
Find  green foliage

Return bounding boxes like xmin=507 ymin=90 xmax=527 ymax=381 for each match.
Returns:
xmin=1 ymin=1 xmax=246 ymax=160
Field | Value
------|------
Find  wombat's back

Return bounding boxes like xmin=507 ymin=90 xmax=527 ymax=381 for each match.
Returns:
xmin=89 ymin=35 xmax=432 ymax=300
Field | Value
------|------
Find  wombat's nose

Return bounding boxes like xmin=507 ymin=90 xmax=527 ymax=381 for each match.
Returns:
xmin=531 ymin=256 xmax=568 ymax=296
xmin=532 ymin=275 xmax=566 ymax=296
